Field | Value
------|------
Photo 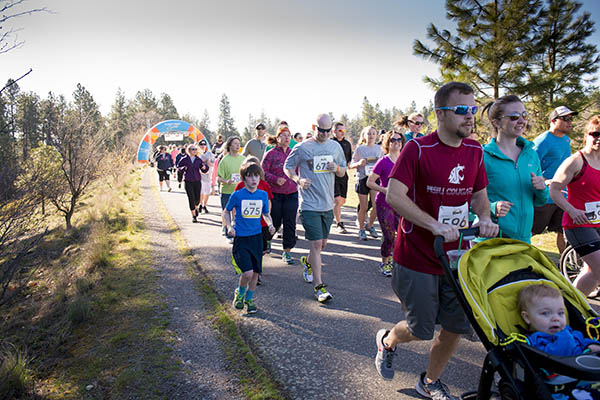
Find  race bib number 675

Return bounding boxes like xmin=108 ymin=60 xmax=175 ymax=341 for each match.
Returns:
xmin=241 ymin=199 xmax=262 ymax=218
xmin=438 ymin=202 xmax=469 ymax=229
xmin=313 ymin=155 xmax=333 ymax=173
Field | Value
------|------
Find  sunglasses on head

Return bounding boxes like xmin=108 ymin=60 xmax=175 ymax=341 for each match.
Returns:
xmin=502 ymin=111 xmax=529 ymax=121
xmin=316 ymin=126 xmax=332 ymax=133
xmin=390 ymin=137 xmax=404 ymax=143
xmin=589 ymin=131 xmax=600 ymax=139
xmin=409 ymin=120 xmax=424 ymax=126
xmin=436 ymin=105 xmax=478 ymax=115
xmin=557 ymin=115 xmax=573 ymax=122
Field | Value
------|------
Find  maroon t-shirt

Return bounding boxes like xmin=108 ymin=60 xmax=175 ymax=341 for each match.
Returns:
xmin=389 ymin=131 xmax=488 ymax=275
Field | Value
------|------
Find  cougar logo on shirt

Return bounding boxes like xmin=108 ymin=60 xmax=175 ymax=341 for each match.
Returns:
xmin=448 ymin=164 xmax=465 ymax=185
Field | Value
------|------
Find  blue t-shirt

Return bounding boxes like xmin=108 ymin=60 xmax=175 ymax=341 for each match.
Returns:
xmin=404 ymin=131 xmax=424 ymax=142
xmin=225 ymin=187 xmax=269 ymax=237
xmin=533 ymin=131 xmax=571 ymax=204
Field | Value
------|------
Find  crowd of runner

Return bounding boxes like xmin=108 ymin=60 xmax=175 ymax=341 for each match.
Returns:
xmin=151 ymin=81 xmax=600 ymax=400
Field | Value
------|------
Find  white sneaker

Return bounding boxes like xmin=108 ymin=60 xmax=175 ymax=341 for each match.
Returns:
xmin=314 ymin=283 xmax=332 ymax=302
xmin=300 ymin=256 xmax=313 ymax=283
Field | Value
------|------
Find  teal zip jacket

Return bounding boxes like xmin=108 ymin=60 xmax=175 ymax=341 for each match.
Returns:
xmin=481 ymin=137 xmax=549 ymax=243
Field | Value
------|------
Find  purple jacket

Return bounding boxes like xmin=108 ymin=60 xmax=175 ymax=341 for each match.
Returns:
xmin=262 ymin=146 xmax=298 ymax=195
xmin=178 ymin=156 xmax=209 ymax=182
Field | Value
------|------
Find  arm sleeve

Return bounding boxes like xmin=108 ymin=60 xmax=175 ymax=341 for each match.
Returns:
xmin=473 ymin=148 xmax=489 ymax=193
xmin=261 ymin=151 xmax=279 ymax=186
xmin=336 ymin=145 xmax=347 ymax=167
xmin=217 ymin=158 xmax=226 ymax=178
xmin=533 ymin=157 xmax=550 ymax=207
xmin=284 ymin=146 xmax=301 ymax=170
xmin=242 ymin=143 xmax=250 ymax=156
xmin=351 ymin=147 xmax=361 ymax=164
xmin=372 ymin=157 xmax=385 ymax=177
xmin=225 ymin=191 xmax=237 ymax=211
xmin=262 ymin=191 xmax=269 ymax=214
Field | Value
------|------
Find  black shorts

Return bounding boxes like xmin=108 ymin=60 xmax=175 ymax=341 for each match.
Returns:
xmin=157 ymin=169 xmax=170 ymax=181
xmin=565 ymin=227 xmax=600 ymax=257
xmin=532 ymin=203 xmax=564 ymax=234
xmin=232 ymin=233 xmax=263 ymax=274
xmin=355 ymin=176 xmax=371 ymax=196
xmin=334 ymin=175 xmax=348 ymax=198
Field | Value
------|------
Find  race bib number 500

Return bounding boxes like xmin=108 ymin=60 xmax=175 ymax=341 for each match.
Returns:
xmin=438 ymin=202 xmax=469 ymax=229
xmin=313 ymin=155 xmax=333 ymax=173
xmin=241 ymin=199 xmax=262 ymax=218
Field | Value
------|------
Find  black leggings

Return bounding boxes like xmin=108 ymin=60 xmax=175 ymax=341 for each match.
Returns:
xmin=271 ymin=192 xmax=298 ymax=249
xmin=184 ymin=181 xmax=202 ymax=211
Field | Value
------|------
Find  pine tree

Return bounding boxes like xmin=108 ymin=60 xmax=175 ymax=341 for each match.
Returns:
xmin=217 ymin=93 xmax=238 ymax=139
xmin=108 ymin=88 xmax=129 ymax=146
xmin=361 ymin=96 xmax=377 ymax=126
xmin=158 ymin=93 xmax=179 ymax=120
xmin=413 ymin=0 xmax=542 ymax=100
xmin=522 ymin=0 xmax=599 ymax=132
xmin=16 ymin=91 xmax=41 ymax=160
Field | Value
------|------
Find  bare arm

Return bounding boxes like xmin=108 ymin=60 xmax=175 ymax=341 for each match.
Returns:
xmin=550 ymin=154 xmax=588 ymax=224
xmin=223 ymin=209 xmax=235 ymax=236
xmin=470 ymin=188 xmax=499 ymax=237
xmin=366 ymin=172 xmax=386 ymax=194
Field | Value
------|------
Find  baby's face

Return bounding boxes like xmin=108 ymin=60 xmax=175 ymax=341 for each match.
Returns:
xmin=521 ymin=296 xmax=566 ymax=335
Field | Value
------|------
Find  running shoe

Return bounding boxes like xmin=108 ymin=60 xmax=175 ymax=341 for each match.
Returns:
xmin=300 ymin=256 xmax=313 ymax=283
xmin=222 ymin=227 xmax=227 ymax=236
xmin=265 ymin=240 xmax=272 ymax=254
xmin=379 ymin=262 xmax=392 ymax=277
xmin=178 ymin=183 xmax=181 ymax=189
xmin=203 ymin=206 xmax=209 ymax=214
xmin=232 ymin=289 xmax=244 ymax=310
xmin=358 ymin=229 xmax=368 ymax=241
xmin=282 ymin=251 xmax=294 ymax=265
xmin=244 ymin=299 xmax=257 ymax=314
xmin=257 ymin=274 xmax=263 ymax=286
xmin=369 ymin=225 xmax=379 ymax=238
xmin=336 ymin=222 xmax=348 ymax=234
xmin=314 ymin=283 xmax=332 ymax=302
xmin=227 ymin=236 xmax=234 ymax=245
xmin=383 ymin=261 xmax=393 ymax=277
xmin=375 ymin=329 xmax=395 ymax=380
xmin=415 ymin=371 xmax=456 ymax=400
xmin=192 ymin=215 xmax=198 ymax=223
xmin=168 ymin=187 xmax=172 ymax=192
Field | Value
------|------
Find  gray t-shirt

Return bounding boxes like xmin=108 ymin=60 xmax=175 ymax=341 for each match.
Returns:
xmin=352 ymin=144 xmax=383 ymax=180
xmin=284 ymin=139 xmax=347 ymax=212
xmin=243 ymin=138 xmax=267 ymax=160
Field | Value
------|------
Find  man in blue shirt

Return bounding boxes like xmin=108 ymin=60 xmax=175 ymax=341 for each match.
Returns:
xmin=532 ymin=106 xmax=578 ymax=254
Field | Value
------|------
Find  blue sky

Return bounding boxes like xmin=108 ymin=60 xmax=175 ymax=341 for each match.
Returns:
xmin=3 ymin=0 xmax=600 ymax=133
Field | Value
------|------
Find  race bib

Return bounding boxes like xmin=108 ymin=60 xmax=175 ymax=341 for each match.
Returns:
xmin=365 ymin=164 xmax=375 ymax=176
xmin=231 ymin=173 xmax=241 ymax=183
xmin=438 ymin=202 xmax=469 ymax=229
xmin=241 ymin=199 xmax=262 ymax=218
xmin=313 ymin=155 xmax=333 ymax=173
xmin=585 ymin=201 xmax=600 ymax=224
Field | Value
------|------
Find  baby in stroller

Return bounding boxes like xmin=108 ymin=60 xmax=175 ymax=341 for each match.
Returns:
xmin=519 ymin=283 xmax=600 ymax=399
xmin=519 ymin=284 xmax=600 ymax=356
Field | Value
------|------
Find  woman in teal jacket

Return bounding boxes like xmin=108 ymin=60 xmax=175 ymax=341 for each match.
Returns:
xmin=480 ymin=95 xmax=549 ymax=243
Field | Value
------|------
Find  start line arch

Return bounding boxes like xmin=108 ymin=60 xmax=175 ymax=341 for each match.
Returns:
xmin=136 ymin=119 xmax=209 ymax=163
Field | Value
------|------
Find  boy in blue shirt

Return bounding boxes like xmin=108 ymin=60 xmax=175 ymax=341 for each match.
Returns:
xmin=224 ymin=162 xmax=275 ymax=314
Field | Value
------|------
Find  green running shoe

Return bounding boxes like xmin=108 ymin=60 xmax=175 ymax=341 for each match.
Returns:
xmin=244 ymin=299 xmax=257 ymax=314
xmin=232 ymin=289 xmax=244 ymax=310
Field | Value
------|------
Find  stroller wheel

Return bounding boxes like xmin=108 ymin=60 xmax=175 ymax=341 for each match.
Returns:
xmin=498 ymin=379 xmax=520 ymax=400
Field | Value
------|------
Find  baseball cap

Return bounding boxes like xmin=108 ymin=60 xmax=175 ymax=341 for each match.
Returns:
xmin=549 ymin=106 xmax=578 ymax=122
xmin=255 ymin=122 xmax=266 ymax=130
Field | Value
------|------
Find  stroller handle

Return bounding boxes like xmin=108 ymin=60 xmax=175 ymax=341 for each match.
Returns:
xmin=433 ymin=227 xmax=481 ymax=259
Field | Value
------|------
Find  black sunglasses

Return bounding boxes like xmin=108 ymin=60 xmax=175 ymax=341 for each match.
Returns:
xmin=502 ymin=111 xmax=529 ymax=121
xmin=316 ymin=126 xmax=332 ymax=133
xmin=589 ymin=131 xmax=600 ymax=139
xmin=390 ymin=138 xmax=404 ymax=143
xmin=409 ymin=120 xmax=423 ymax=126
xmin=558 ymin=116 xmax=573 ymax=122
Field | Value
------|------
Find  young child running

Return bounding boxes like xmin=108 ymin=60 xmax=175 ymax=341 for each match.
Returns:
xmin=224 ymin=162 xmax=275 ymax=314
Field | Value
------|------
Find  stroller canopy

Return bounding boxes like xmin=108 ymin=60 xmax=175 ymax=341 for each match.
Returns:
xmin=458 ymin=238 xmax=596 ymax=346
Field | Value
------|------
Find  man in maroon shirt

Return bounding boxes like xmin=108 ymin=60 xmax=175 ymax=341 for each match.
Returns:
xmin=374 ymin=82 xmax=498 ymax=400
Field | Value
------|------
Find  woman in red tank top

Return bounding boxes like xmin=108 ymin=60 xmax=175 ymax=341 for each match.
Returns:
xmin=550 ymin=115 xmax=600 ymax=296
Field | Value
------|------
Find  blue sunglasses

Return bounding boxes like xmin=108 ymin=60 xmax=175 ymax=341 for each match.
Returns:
xmin=436 ymin=105 xmax=478 ymax=115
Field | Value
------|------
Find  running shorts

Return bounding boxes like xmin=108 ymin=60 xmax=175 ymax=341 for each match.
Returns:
xmin=565 ymin=227 xmax=600 ymax=257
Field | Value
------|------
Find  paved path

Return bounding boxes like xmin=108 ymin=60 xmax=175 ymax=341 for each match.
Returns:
xmin=150 ymin=169 xmax=490 ymax=399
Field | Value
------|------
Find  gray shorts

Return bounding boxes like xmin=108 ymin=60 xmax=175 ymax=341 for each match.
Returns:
xmin=565 ymin=227 xmax=600 ymax=257
xmin=391 ymin=263 xmax=471 ymax=340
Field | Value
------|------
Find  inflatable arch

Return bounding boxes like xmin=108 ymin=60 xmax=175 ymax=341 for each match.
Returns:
xmin=136 ymin=119 xmax=209 ymax=163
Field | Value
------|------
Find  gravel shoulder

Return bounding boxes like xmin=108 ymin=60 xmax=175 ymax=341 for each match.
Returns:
xmin=141 ymin=169 xmax=244 ymax=400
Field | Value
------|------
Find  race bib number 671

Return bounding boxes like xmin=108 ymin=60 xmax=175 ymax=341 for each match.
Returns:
xmin=438 ymin=202 xmax=469 ymax=229
xmin=313 ymin=155 xmax=333 ymax=173
xmin=241 ymin=199 xmax=262 ymax=218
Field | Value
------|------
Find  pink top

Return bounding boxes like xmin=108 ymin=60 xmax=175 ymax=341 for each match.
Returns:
xmin=563 ymin=152 xmax=600 ymax=229
xmin=261 ymin=146 xmax=298 ymax=195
